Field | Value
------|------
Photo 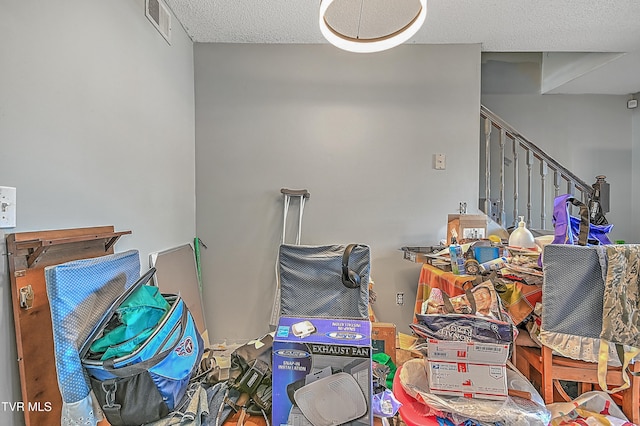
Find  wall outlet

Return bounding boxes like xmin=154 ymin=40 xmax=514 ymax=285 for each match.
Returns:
xmin=396 ymin=292 xmax=404 ymax=305
xmin=434 ymin=153 xmax=446 ymax=170
xmin=0 ymin=186 xmax=17 ymax=228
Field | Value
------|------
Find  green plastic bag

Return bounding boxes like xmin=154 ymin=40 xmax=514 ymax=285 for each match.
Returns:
xmin=90 ymin=285 xmax=170 ymax=359
xmin=372 ymin=352 xmax=396 ymax=390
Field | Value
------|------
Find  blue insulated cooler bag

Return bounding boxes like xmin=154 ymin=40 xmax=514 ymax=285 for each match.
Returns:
xmin=81 ymin=268 xmax=204 ymax=425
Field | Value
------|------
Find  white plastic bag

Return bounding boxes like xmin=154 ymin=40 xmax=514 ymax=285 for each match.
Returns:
xmin=546 ymin=391 xmax=632 ymax=426
xmin=399 ymin=358 xmax=551 ymax=426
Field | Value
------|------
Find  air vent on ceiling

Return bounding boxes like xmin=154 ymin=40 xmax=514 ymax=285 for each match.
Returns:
xmin=146 ymin=0 xmax=171 ymax=45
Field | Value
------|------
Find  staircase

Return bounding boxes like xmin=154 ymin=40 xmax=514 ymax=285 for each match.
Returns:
xmin=479 ymin=105 xmax=595 ymax=231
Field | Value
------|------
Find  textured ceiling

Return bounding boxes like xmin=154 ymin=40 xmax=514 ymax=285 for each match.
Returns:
xmin=164 ymin=0 xmax=640 ymax=94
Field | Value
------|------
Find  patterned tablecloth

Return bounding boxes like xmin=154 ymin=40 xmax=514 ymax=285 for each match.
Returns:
xmin=413 ymin=263 xmax=542 ymax=326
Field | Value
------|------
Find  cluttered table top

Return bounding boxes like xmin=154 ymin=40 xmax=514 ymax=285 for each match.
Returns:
xmin=403 ymin=243 xmax=544 ymax=327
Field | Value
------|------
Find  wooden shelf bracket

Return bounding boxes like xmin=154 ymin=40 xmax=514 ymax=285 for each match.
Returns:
xmin=13 ymin=230 xmax=132 ymax=269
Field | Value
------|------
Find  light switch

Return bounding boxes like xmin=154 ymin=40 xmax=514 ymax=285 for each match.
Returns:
xmin=0 ymin=186 xmax=17 ymax=228
xmin=434 ymin=153 xmax=446 ymax=170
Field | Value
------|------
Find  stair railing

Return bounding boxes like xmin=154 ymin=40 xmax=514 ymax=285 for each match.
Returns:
xmin=480 ymin=105 xmax=593 ymax=230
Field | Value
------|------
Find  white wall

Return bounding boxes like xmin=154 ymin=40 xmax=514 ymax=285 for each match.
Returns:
xmin=633 ymin=99 xmax=640 ymax=242
xmin=194 ymin=43 xmax=482 ymax=341
xmin=0 ymin=1 xmax=196 ymax=424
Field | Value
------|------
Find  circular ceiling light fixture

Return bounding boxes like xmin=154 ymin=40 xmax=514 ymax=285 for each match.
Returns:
xmin=319 ymin=0 xmax=427 ymax=53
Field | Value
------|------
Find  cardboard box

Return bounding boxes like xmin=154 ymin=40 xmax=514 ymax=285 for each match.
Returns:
xmin=427 ymin=359 xmax=508 ymax=400
xmin=273 ymin=317 xmax=372 ymax=426
xmin=447 ymin=214 xmax=488 ymax=244
xmin=371 ymin=322 xmax=396 ymax=364
xmin=426 ymin=339 xmax=509 ymax=400
xmin=426 ymin=339 xmax=509 ymax=365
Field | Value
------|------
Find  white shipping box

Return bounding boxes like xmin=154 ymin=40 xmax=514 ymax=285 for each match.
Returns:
xmin=426 ymin=339 xmax=509 ymax=400
xmin=427 ymin=360 xmax=508 ymax=400
xmin=426 ymin=339 xmax=509 ymax=364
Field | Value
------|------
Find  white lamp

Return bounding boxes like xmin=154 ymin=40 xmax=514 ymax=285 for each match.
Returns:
xmin=319 ymin=0 xmax=427 ymax=53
